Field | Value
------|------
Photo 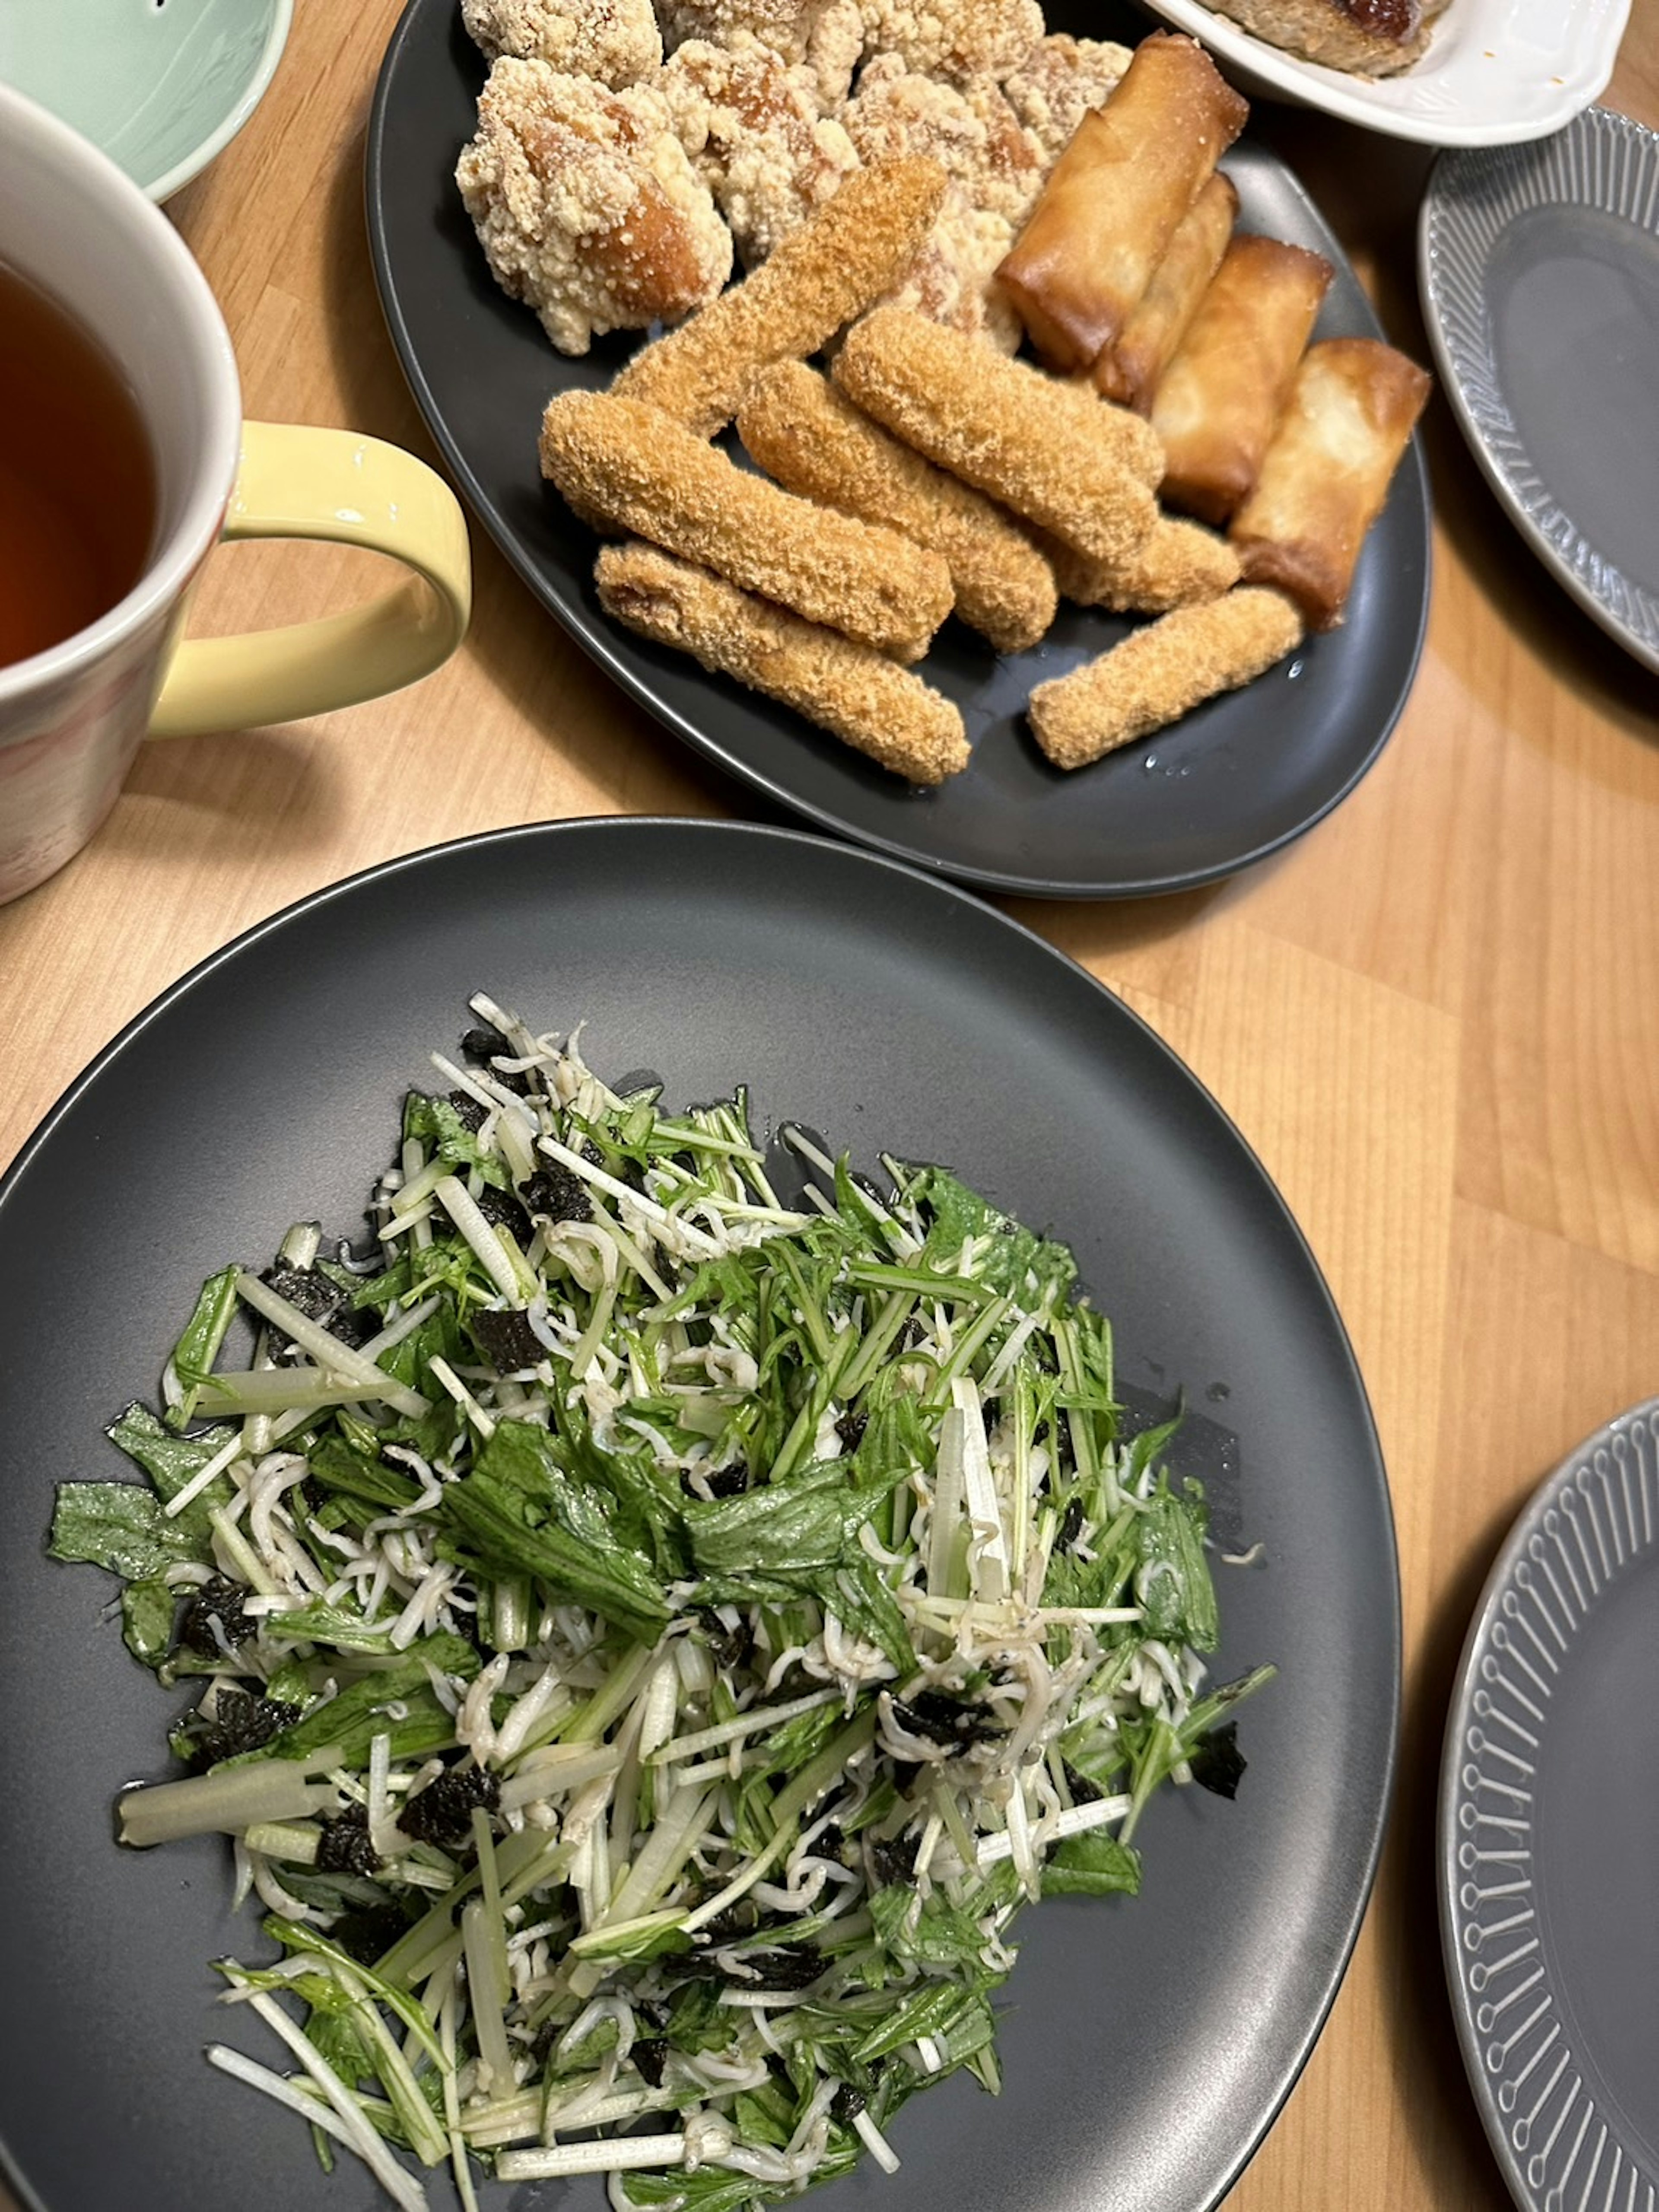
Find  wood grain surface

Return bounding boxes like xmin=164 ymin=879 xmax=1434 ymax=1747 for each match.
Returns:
xmin=1 ymin=4 xmax=1656 ymax=2208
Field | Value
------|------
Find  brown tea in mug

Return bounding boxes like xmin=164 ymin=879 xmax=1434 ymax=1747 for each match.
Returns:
xmin=0 ymin=261 xmax=158 ymax=669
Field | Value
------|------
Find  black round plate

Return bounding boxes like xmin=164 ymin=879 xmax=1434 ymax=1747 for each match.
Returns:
xmin=364 ymin=0 xmax=1432 ymax=900
xmin=0 ymin=820 xmax=1398 ymax=2212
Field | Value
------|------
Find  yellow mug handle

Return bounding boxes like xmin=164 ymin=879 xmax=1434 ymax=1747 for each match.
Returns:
xmin=148 ymin=421 xmax=472 ymax=740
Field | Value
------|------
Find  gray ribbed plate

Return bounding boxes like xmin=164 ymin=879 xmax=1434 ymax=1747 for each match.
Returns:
xmin=1420 ymin=106 xmax=1659 ymax=672
xmin=1440 ymin=1398 xmax=1659 ymax=2212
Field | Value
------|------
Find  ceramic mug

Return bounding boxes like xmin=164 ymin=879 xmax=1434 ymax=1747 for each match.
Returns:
xmin=0 ymin=82 xmax=473 ymax=906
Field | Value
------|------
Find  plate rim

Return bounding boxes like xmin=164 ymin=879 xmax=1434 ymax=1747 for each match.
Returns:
xmin=1437 ymin=1394 xmax=1659 ymax=2212
xmin=0 ymin=812 xmax=1402 ymax=2212
xmin=1134 ymin=0 xmax=1628 ymax=147
xmin=362 ymin=0 xmax=1432 ymax=902
xmin=1417 ymin=103 xmax=1659 ymax=677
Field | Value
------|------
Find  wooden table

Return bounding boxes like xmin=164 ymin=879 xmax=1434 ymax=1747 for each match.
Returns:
xmin=3 ymin=6 xmax=1656 ymax=2207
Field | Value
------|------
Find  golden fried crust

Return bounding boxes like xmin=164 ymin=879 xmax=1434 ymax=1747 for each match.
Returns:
xmin=596 ymin=541 xmax=971 ymax=783
xmin=1045 ymin=515 xmax=1239 ymax=613
xmin=844 ymin=58 xmax=1044 ymax=227
xmin=1230 ymin=337 xmax=1430 ymax=629
xmin=996 ymin=34 xmax=1135 ymax=163
xmin=610 ymin=156 xmax=949 ymax=435
xmin=996 ymin=34 xmax=1249 ymax=372
xmin=1151 ymin=232 xmax=1334 ymax=527
xmin=834 ymin=305 xmax=1160 ymax=562
xmin=655 ymin=0 xmax=825 ymax=65
xmin=1027 ymin=586 xmax=1302 ymax=768
xmin=456 ymin=61 xmax=732 ymax=356
xmin=540 ymin=390 xmax=954 ymax=659
xmin=460 ymin=0 xmax=661 ymax=86
xmin=857 ymin=0 xmax=1046 ymax=83
xmin=1095 ymin=171 xmax=1237 ymax=413
xmin=737 ymin=361 xmax=1057 ymax=650
xmin=660 ymin=41 xmax=859 ymax=266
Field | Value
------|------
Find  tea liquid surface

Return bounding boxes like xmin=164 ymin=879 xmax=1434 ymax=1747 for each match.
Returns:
xmin=0 ymin=261 xmax=158 ymax=669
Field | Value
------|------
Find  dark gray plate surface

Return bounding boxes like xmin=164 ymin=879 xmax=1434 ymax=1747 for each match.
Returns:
xmin=364 ymin=2 xmax=1431 ymax=898
xmin=0 ymin=821 xmax=1398 ymax=2212
xmin=1420 ymin=106 xmax=1659 ymax=674
xmin=1440 ymin=1399 xmax=1659 ymax=2212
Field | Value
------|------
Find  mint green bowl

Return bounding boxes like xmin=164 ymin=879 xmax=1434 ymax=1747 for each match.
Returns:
xmin=0 ymin=0 xmax=292 ymax=202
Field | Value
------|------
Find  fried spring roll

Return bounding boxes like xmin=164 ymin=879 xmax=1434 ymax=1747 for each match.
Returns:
xmin=1028 ymin=586 xmax=1302 ymax=769
xmin=610 ymin=157 xmax=948 ymax=438
xmin=1230 ymin=337 xmax=1430 ymax=630
xmin=995 ymin=33 xmax=1248 ymax=374
xmin=1045 ymin=516 xmax=1240 ymax=613
xmin=736 ymin=362 xmax=1058 ymax=653
xmin=540 ymin=390 xmax=954 ymax=661
xmin=595 ymin=542 xmax=970 ymax=785
xmin=1095 ymin=172 xmax=1238 ymax=413
xmin=834 ymin=306 xmax=1158 ymax=565
xmin=1151 ymin=233 xmax=1334 ymax=527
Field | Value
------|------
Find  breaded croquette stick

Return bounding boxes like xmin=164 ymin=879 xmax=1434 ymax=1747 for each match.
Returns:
xmin=1045 ymin=515 xmax=1240 ymax=613
xmin=996 ymin=34 xmax=1248 ymax=373
xmin=834 ymin=306 xmax=1159 ymax=565
xmin=1152 ymin=234 xmax=1334 ymax=526
xmin=540 ymin=391 xmax=954 ymax=661
xmin=1028 ymin=586 xmax=1302 ymax=768
xmin=610 ymin=157 xmax=948 ymax=438
xmin=596 ymin=542 xmax=970 ymax=785
xmin=1230 ymin=337 xmax=1430 ymax=630
xmin=1095 ymin=172 xmax=1238 ymax=414
xmin=736 ymin=362 xmax=1058 ymax=653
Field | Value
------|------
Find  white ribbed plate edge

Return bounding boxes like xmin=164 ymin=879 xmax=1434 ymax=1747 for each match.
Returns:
xmin=1439 ymin=1398 xmax=1659 ymax=2212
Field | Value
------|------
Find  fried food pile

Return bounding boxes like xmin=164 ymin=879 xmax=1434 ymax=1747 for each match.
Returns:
xmin=457 ymin=0 xmax=1133 ymax=354
xmin=473 ymin=9 xmax=1429 ymax=787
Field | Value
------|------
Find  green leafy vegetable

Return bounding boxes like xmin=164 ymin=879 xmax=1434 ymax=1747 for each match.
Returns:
xmin=51 ymin=996 xmax=1269 ymax=2212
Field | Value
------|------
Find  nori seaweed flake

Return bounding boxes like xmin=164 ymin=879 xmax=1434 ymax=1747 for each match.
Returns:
xmin=632 ymin=2038 xmax=669 ymax=2088
xmin=472 ymin=1184 xmax=532 ymax=1238
xmin=1188 ymin=1720 xmax=1247 ymax=1800
xmin=1062 ymin=1760 xmax=1103 ymax=1806
xmin=193 ymin=1687 xmax=301 ymax=1767
xmin=178 ymin=1575 xmax=254 ymax=1658
xmin=835 ymin=1408 xmax=868 ymax=1452
xmin=461 ymin=1028 xmax=532 ymax=1095
xmin=888 ymin=1689 xmax=1005 ymax=1751
xmin=470 ymin=1307 xmax=546 ymax=1373
xmin=315 ymin=1804 xmax=379 ymax=1878
xmin=259 ymin=1264 xmax=374 ymax=1348
xmin=520 ymin=1165 xmax=593 ymax=1225
xmin=398 ymin=1763 xmax=501 ymax=1848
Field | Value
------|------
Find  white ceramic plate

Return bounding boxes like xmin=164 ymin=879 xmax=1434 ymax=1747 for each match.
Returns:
xmin=1134 ymin=0 xmax=1629 ymax=146
xmin=1440 ymin=1399 xmax=1659 ymax=2212
xmin=1418 ymin=105 xmax=1659 ymax=674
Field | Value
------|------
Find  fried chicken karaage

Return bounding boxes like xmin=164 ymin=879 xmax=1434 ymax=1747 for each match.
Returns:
xmin=457 ymin=59 xmax=732 ymax=353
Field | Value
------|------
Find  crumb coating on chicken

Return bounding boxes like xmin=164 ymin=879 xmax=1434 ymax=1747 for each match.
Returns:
xmin=457 ymin=58 xmax=733 ymax=353
xmin=461 ymin=0 xmax=663 ymax=86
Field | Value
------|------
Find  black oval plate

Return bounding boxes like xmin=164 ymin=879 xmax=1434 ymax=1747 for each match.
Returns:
xmin=364 ymin=0 xmax=1432 ymax=899
xmin=0 ymin=820 xmax=1398 ymax=2212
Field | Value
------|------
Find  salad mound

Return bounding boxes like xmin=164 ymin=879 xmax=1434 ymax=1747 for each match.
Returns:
xmin=50 ymin=994 xmax=1268 ymax=2212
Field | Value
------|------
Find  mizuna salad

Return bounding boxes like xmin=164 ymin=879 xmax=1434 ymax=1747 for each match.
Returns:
xmin=50 ymin=996 xmax=1269 ymax=2212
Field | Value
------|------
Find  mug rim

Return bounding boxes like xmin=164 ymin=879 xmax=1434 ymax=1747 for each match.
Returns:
xmin=0 ymin=83 xmax=244 ymax=712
